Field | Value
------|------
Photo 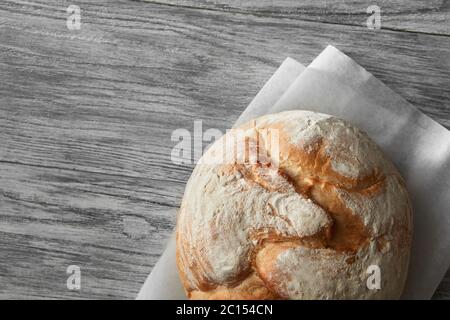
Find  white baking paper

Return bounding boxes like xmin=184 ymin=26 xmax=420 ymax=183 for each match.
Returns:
xmin=137 ymin=45 xmax=450 ymax=300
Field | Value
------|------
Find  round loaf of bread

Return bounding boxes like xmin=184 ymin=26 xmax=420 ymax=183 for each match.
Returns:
xmin=176 ymin=110 xmax=412 ymax=299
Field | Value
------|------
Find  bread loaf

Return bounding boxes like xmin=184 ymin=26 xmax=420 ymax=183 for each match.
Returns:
xmin=176 ymin=110 xmax=413 ymax=299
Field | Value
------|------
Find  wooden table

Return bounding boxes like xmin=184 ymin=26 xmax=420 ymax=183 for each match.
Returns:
xmin=0 ymin=0 xmax=449 ymax=299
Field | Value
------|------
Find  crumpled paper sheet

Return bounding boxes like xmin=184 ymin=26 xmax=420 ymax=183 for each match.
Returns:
xmin=137 ymin=45 xmax=450 ymax=300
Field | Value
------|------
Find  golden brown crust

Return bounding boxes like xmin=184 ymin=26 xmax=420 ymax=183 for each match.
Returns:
xmin=176 ymin=111 xmax=413 ymax=300
xmin=189 ymin=273 xmax=282 ymax=300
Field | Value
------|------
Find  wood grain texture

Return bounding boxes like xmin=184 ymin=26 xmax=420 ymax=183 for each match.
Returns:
xmin=146 ymin=0 xmax=450 ymax=35
xmin=0 ymin=0 xmax=449 ymax=299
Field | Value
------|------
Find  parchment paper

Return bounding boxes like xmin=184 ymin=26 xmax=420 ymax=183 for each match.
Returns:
xmin=137 ymin=45 xmax=450 ymax=300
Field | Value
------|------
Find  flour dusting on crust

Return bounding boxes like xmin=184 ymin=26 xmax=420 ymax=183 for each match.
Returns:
xmin=176 ymin=110 xmax=412 ymax=300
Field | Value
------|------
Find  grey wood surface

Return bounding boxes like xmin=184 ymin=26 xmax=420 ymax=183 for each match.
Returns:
xmin=0 ymin=0 xmax=449 ymax=299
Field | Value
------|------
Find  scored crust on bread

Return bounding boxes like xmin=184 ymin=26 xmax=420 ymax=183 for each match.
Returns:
xmin=176 ymin=110 xmax=413 ymax=300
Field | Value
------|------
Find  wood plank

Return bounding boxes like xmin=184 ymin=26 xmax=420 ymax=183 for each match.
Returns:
xmin=1 ymin=0 xmax=449 ymax=176
xmin=145 ymin=0 xmax=450 ymax=35
xmin=0 ymin=0 xmax=449 ymax=299
xmin=0 ymin=162 xmax=176 ymax=299
xmin=434 ymin=269 xmax=450 ymax=299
